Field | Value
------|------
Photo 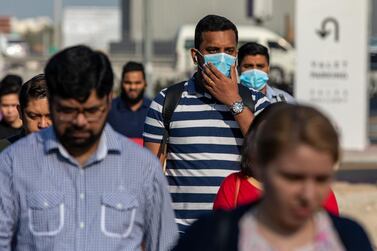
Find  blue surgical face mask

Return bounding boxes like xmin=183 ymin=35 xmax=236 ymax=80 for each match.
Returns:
xmin=239 ymin=69 xmax=269 ymax=90
xmin=196 ymin=50 xmax=236 ymax=78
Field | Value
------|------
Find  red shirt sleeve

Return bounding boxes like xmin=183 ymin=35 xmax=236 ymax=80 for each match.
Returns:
xmin=322 ymin=189 xmax=339 ymax=216
xmin=213 ymin=172 xmax=238 ymax=210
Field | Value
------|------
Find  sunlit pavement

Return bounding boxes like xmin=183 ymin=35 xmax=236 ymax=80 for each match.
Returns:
xmin=334 ymin=182 xmax=377 ymax=248
xmin=336 ymin=117 xmax=377 ymax=248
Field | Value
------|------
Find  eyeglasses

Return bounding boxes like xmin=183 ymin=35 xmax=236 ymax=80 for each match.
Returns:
xmin=54 ymin=105 xmax=107 ymax=122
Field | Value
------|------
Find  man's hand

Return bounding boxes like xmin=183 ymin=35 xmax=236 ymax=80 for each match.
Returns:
xmin=201 ymin=62 xmax=255 ymax=136
xmin=201 ymin=63 xmax=241 ymax=106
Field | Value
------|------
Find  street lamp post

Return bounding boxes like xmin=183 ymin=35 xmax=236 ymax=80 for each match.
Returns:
xmin=53 ymin=0 xmax=62 ymax=51
xmin=143 ymin=0 xmax=154 ymax=98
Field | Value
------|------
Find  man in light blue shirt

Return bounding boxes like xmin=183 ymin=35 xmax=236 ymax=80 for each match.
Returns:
xmin=238 ymin=42 xmax=295 ymax=104
xmin=0 ymin=45 xmax=178 ymax=251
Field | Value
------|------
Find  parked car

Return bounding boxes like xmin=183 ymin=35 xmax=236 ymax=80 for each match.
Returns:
xmin=0 ymin=34 xmax=29 ymax=59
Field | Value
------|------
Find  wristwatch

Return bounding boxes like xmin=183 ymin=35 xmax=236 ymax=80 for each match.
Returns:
xmin=229 ymin=100 xmax=244 ymax=115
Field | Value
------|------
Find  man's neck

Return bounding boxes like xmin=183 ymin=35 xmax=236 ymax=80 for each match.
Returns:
xmin=193 ymin=72 xmax=206 ymax=93
xmin=8 ymin=118 xmax=22 ymax=129
xmin=64 ymin=140 xmax=100 ymax=167
xmin=126 ymin=99 xmax=144 ymax=112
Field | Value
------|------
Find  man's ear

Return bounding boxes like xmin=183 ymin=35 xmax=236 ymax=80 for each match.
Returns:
xmin=190 ymin=48 xmax=198 ymax=65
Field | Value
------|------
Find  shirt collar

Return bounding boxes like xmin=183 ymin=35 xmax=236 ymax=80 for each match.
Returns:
xmin=265 ymin=84 xmax=276 ymax=101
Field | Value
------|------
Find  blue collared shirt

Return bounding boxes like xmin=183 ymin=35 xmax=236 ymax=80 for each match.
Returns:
xmin=266 ymin=85 xmax=296 ymax=104
xmin=0 ymin=125 xmax=178 ymax=251
xmin=108 ymin=97 xmax=151 ymax=139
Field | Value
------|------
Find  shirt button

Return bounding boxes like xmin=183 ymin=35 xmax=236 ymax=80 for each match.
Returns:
xmin=80 ymin=193 xmax=85 ymax=200
xmin=43 ymin=202 xmax=49 ymax=207
xmin=79 ymin=222 xmax=85 ymax=229
xmin=116 ymin=203 xmax=123 ymax=209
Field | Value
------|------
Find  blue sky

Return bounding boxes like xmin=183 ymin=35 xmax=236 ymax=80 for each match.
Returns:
xmin=0 ymin=0 xmax=118 ymax=18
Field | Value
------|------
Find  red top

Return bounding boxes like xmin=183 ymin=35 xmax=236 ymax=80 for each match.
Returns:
xmin=213 ymin=172 xmax=339 ymax=216
xmin=129 ymin=138 xmax=144 ymax=146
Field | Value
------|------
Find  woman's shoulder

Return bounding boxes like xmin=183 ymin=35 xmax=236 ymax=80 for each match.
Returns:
xmin=329 ymin=214 xmax=374 ymax=250
xmin=173 ymin=203 xmax=256 ymax=251
xmin=218 ymin=171 xmax=246 ymax=190
xmin=223 ymin=171 xmax=242 ymax=182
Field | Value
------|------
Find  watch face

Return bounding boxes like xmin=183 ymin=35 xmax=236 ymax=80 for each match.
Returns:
xmin=232 ymin=101 xmax=244 ymax=114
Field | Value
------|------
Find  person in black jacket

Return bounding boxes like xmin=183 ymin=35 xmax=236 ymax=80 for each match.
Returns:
xmin=0 ymin=74 xmax=51 ymax=151
xmin=174 ymin=104 xmax=373 ymax=251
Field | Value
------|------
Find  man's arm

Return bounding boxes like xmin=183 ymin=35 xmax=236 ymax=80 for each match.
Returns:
xmin=232 ymin=107 xmax=254 ymax=136
xmin=144 ymin=142 xmax=166 ymax=164
xmin=143 ymin=91 xmax=168 ymax=164
xmin=0 ymin=151 xmax=18 ymax=250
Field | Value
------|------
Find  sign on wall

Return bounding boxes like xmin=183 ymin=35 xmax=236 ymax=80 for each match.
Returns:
xmin=295 ymin=0 xmax=370 ymax=150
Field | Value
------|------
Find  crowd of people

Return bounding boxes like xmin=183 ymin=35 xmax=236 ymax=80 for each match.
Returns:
xmin=0 ymin=14 xmax=374 ymax=251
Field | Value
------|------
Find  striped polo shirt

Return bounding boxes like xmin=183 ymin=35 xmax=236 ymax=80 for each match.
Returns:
xmin=143 ymin=76 xmax=270 ymax=233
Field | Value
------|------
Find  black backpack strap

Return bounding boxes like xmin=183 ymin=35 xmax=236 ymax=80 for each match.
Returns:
xmin=238 ymin=84 xmax=255 ymax=112
xmin=158 ymin=81 xmax=185 ymax=158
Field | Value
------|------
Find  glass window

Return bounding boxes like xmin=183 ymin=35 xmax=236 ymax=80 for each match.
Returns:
xmin=267 ymin=40 xmax=287 ymax=52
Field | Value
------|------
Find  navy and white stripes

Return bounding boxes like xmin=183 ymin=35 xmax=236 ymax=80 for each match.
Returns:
xmin=143 ymin=77 xmax=270 ymax=233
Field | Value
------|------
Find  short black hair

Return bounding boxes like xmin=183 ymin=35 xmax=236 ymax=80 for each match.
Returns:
xmin=0 ymin=75 xmax=22 ymax=98
xmin=19 ymin=74 xmax=48 ymax=112
xmin=44 ymin=45 xmax=114 ymax=102
xmin=1 ymin=74 xmax=23 ymax=88
xmin=194 ymin=15 xmax=238 ymax=49
xmin=121 ymin=61 xmax=145 ymax=81
xmin=238 ymin=42 xmax=270 ymax=66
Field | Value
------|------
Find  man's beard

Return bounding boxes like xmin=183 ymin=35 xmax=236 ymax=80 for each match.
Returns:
xmin=55 ymin=123 xmax=106 ymax=151
xmin=121 ymin=89 xmax=145 ymax=105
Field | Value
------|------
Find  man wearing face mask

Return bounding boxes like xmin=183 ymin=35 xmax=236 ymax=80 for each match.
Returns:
xmin=238 ymin=42 xmax=295 ymax=103
xmin=143 ymin=15 xmax=270 ymax=234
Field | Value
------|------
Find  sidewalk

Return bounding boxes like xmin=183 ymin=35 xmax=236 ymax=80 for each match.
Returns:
xmin=334 ymin=182 xmax=377 ymax=247
xmin=341 ymin=144 xmax=377 ymax=169
xmin=335 ymin=144 xmax=377 ymax=247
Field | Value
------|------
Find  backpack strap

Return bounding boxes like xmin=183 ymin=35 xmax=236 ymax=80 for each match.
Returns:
xmin=158 ymin=81 xmax=186 ymax=158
